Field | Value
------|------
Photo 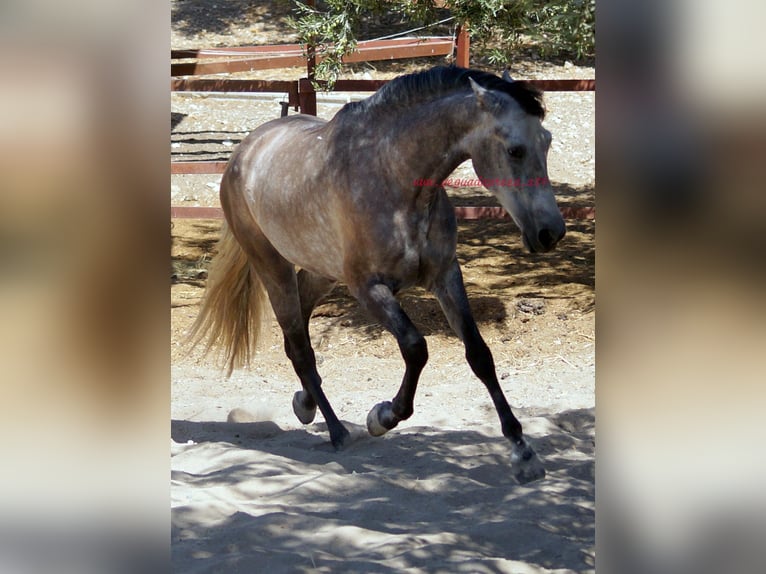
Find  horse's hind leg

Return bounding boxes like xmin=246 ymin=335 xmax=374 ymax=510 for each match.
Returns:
xmin=432 ymin=258 xmax=545 ymax=484
xmin=290 ymin=269 xmax=336 ymax=425
xmin=352 ymin=281 xmax=428 ymax=436
xmin=270 ymin=268 xmax=348 ymax=449
xmin=234 ymin=233 xmax=349 ymax=449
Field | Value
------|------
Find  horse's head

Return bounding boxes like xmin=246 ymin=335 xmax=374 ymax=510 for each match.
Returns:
xmin=466 ymin=74 xmax=565 ymax=253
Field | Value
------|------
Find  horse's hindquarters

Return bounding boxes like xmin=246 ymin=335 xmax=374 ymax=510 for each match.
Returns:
xmin=221 ymin=116 xmax=346 ymax=279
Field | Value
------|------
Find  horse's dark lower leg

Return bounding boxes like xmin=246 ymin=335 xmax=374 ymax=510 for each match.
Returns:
xmin=280 ymin=322 xmax=349 ymax=448
xmin=289 ymin=270 xmax=336 ymax=424
xmin=463 ymin=331 xmax=523 ymax=441
xmin=433 ymin=259 xmax=545 ymax=483
xmin=354 ymin=282 xmax=428 ymax=435
xmin=238 ymin=237 xmax=348 ymax=449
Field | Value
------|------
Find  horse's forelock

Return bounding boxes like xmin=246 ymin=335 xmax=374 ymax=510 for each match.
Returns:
xmin=463 ymin=70 xmax=545 ymax=119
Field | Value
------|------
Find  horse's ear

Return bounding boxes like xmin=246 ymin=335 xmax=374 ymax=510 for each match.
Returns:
xmin=469 ymin=77 xmax=501 ymax=112
xmin=502 ymin=69 xmax=514 ymax=82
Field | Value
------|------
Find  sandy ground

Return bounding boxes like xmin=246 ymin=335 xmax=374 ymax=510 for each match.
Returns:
xmin=171 ymin=3 xmax=595 ymax=572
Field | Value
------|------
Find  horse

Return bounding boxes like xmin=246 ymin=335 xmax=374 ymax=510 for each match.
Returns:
xmin=188 ymin=66 xmax=566 ymax=483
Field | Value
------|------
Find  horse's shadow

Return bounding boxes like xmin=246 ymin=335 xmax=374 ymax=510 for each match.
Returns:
xmin=312 ymin=287 xmax=507 ymax=339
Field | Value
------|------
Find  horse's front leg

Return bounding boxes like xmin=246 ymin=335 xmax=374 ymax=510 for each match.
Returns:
xmin=432 ymin=258 xmax=545 ymax=483
xmin=352 ymin=281 xmax=428 ymax=436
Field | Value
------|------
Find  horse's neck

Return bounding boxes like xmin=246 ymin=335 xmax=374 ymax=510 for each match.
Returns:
xmin=378 ymin=93 xmax=478 ymax=189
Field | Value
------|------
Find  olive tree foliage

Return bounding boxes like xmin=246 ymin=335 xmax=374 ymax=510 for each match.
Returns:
xmin=287 ymin=0 xmax=595 ymax=86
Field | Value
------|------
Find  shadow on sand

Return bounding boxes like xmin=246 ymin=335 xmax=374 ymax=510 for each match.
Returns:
xmin=172 ymin=407 xmax=594 ymax=573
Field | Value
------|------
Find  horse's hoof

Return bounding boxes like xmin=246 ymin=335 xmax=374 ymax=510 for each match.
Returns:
xmin=330 ymin=426 xmax=351 ymax=451
xmin=367 ymin=401 xmax=394 ymax=436
xmin=511 ymin=440 xmax=547 ymax=484
xmin=292 ymin=391 xmax=316 ymax=425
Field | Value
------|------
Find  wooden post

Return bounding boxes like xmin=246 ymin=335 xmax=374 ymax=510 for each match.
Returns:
xmin=455 ymin=24 xmax=470 ymax=68
xmin=299 ymin=0 xmax=318 ymax=115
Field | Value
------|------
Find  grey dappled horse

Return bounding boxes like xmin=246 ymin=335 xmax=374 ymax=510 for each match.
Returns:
xmin=189 ymin=66 xmax=565 ymax=483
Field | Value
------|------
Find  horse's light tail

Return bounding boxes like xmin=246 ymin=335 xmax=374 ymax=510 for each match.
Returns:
xmin=185 ymin=223 xmax=267 ymax=377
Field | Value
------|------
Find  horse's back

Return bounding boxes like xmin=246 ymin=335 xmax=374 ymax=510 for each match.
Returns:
xmin=236 ymin=114 xmax=327 ymax=163
xmin=256 ymin=113 xmax=327 ymax=133
xmin=224 ymin=113 xmax=330 ymax=201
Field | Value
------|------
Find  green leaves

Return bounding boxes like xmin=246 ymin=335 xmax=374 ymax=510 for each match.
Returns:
xmin=526 ymin=0 xmax=595 ymax=60
xmin=461 ymin=0 xmax=595 ymax=62
xmin=288 ymin=1 xmax=379 ymax=88
xmin=287 ymin=0 xmax=595 ymax=88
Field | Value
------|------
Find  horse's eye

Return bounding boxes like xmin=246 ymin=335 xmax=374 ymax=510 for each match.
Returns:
xmin=508 ymin=145 xmax=526 ymax=160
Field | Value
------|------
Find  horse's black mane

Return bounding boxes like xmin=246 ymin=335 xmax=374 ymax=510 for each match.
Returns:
xmin=345 ymin=66 xmax=545 ymax=118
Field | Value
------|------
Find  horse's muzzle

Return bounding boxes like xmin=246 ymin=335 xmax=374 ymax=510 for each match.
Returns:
xmin=524 ymin=224 xmax=566 ymax=253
